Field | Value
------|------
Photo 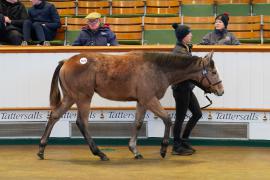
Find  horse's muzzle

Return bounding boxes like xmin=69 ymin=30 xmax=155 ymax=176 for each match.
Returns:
xmin=216 ymin=90 xmax=224 ymax=96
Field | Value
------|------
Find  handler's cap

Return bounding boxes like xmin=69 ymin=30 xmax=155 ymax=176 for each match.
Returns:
xmin=85 ymin=12 xmax=101 ymax=19
xmin=172 ymin=23 xmax=191 ymax=42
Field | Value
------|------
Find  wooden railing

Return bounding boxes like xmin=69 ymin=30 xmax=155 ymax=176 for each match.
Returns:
xmin=1 ymin=44 xmax=270 ymax=53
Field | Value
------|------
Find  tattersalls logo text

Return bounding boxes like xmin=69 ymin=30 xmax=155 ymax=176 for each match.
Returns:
xmin=215 ymin=112 xmax=258 ymax=121
xmin=1 ymin=112 xmax=43 ymax=120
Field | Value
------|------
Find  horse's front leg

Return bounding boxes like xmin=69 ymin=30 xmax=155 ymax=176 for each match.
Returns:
xmin=38 ymin=97 xmax=74 ymax=159
xmin=145 ymin=97 xmax=172 ymax=158
xmin=129 ymin=102 xmax=146 ymax=159
xmin=76 ymin=98 xmax=109 ymax=161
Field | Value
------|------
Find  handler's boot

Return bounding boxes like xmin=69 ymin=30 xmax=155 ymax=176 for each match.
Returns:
xmin=172 ymin=142 xmax=193 ymax=156
xmin=182 ymin=139 xmax=196 ymax=153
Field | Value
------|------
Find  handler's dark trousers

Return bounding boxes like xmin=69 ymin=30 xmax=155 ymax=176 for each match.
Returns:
xmin=23 ymin=20 xmax=55 ymax=42
xmin=173 ymin=83 xmax=202 ymax=144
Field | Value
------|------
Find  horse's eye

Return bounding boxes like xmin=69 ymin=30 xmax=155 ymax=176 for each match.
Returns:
xmin=212 ymin=71 xmax=217 ymax=75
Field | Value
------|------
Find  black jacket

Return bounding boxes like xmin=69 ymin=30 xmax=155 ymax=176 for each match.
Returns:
xmin=0 ymin=0 xmax=28 ymax=31
xmin=28 ymin=1 xmax=60 ymax=30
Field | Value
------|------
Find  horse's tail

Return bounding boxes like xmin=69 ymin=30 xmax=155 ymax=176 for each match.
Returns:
xmin=50 ymin=60 xmax=65 ymax=108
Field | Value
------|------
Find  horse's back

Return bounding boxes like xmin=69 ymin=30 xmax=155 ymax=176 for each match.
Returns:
xmin=59 ymin=51 xmax=169 ymax=102
xmin=59 ymin=52 xmax=144 ymax=95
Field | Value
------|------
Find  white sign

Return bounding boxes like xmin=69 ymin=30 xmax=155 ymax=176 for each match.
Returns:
xmin=0 ymin=110 xmax=268 ymax=123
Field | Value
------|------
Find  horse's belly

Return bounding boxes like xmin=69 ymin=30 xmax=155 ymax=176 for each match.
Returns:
xmin=96 ymin=92 xmax=137 ymax=101
xmin=95 ymin=86 xmax=137 ymax=101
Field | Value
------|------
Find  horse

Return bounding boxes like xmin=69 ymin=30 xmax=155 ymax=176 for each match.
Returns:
xmin=37 ymin=51 xmax=224 ymax=161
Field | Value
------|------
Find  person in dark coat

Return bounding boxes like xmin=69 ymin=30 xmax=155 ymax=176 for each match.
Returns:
xmin=200 ymin=13 xmax=240 ymax=45
xmin=72 ymin=12 xmax=118 ymax=46
xmin=22 ymin=0 xmax=61 ymax=46
xmin=171 ymin=23 xmax=202 ymax=156
xmin=0 ymin=0 xmax=28 ymax=45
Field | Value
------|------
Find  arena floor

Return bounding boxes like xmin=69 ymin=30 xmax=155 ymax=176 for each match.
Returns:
xmin=0 ymin=145 xmax=270 ymax=179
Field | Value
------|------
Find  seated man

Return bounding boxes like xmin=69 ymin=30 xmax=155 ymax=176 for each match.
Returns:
xmin=72 ymin=12 xmax=118 ymax=46
xmin=22 ymin=0 xmax=61 ymax=46
xmin=0 ymin=0 xmax=28 ymax=45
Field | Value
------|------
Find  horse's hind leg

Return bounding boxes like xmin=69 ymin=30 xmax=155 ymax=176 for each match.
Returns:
xmin=76 ymin=98 xmax=109 ymax=161
xmin=37 ymin=96 xmax=74 ymax=159
xmin=144 ymin=97 xmax=172 ymax=158
xmin=129 ymin=102 xmax=146 ymax=159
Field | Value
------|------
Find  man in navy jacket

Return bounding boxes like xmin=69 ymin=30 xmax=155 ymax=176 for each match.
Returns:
xmin=73 ymin=12 xmax=118 ymax=46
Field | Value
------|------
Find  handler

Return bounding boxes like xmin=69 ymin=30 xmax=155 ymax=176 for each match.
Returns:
xmin=171 ymin=23 xmax=202 ymax=156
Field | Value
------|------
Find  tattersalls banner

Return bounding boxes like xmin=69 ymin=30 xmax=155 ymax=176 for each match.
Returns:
xmin=0 ymin=109 xmax=268 ymax=123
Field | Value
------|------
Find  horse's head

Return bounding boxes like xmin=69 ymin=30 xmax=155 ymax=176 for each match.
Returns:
xmin=197 ymin=51 xmax=224 ymax=96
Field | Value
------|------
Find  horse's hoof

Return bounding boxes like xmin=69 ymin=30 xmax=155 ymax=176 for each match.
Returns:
xmin=134 ymin=154 xmax=143 ymax=159
xmin=37 ymin=152 xmax=44 ymax=160
xmin=160 ymin=151 xmax=167 ymax=158
xmin=160 ymin=152 xmax=166 ymax=158
xmin=160 ymin=142 xmax=168 ymax=158
xmin=100 ymin=156 xmax=110 ymax=161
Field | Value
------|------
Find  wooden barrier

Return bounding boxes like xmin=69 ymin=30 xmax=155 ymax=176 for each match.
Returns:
xmin=1 ymin=45 xmax=270 ymax=53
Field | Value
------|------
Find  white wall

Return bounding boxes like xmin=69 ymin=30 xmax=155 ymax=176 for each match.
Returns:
xmin=1 ymin=52 xmax=270 ymax=109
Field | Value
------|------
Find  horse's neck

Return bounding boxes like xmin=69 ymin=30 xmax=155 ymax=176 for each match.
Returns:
xmin=144 ymin=52 xmax=202 ymax=85
xmin=166 ymin=60 xmax=202 ymax=85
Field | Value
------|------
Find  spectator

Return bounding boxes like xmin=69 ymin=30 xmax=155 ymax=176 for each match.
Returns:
xmin=22 ymin=0 xmax=61 ymax=46
xmin=72 ymin=12 xmax=118 ymax=46
xmin=0 ymin=0 xmax=28 ymax=45
xmin=200 ymin=13 xmax=240 ymax=45
xmin=171 ymin=23 xmax=202 ymax=156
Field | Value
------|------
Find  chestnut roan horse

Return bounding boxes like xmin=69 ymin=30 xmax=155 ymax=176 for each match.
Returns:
xmin=37 ymin=51 xmax=224 ymax=161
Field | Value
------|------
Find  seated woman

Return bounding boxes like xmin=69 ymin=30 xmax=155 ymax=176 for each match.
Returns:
xmin=200 ymin=13 xmax=240 ymax=45
xmin=0 ymin=0 xmax=28 ymax=45
xmin=22 ymin=0 xmax=61 ymax=46
xmin=72 ymin=12 xmax=118 ymax=46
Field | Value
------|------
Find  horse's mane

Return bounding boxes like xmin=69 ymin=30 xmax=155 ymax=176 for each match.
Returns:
xmin=142 ymin=52 xmax=201 ymax=72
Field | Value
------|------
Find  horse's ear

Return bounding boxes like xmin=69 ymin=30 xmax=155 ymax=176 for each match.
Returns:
xmin=209 ymin=50 xmax=214 ymax=60
xmin=204 ymin=51 xmax=214 ymax=60
xmin=202 ymin=51 xmax=214 ymax=65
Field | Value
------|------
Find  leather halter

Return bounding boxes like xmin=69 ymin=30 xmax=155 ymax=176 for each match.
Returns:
xmin=199 ymin=62 xmax=222 ymax=91
xmin=199 ymin=62 xmax=222 ymax=109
